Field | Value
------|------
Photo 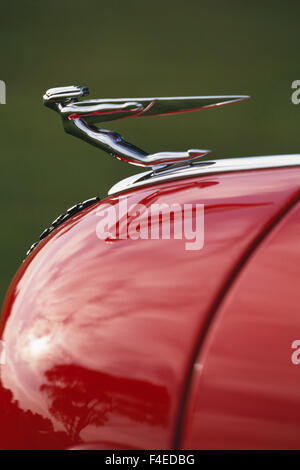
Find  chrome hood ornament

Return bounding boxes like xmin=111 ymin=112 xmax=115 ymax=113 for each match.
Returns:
xmin=43 ymin=86 xmax=249 ymax=171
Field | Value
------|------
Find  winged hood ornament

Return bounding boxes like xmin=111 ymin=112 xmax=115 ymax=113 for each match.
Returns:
xmin=43 ymin=85 xmax=249 ymax=170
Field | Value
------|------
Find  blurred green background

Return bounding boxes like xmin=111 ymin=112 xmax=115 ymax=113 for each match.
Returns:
xmin=1 ymin=0 xmax=300 ymax=307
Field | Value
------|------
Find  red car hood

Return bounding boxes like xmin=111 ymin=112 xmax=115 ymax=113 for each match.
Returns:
xmin=0 ymin=166 xmax=300 ymax=449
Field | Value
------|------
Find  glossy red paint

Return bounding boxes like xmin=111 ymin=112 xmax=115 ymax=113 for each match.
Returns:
xmin=181 ymin=199 xmax=300 ymax=450
xmin=0 ymin=167 xmax=300 ymax=449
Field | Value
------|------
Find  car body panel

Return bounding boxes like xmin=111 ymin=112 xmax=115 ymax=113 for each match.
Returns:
xmin=0 ymin=167 xmax=300 ymax=449
xmin=181 ymin=200 xmax=300 ymax=449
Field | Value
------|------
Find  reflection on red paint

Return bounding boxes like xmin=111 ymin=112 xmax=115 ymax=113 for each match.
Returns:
xmin=1 ymin=168 xmax=300 ymax=449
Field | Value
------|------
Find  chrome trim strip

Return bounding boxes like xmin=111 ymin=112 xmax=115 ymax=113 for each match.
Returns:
xmin=108 ymin=154 xmax=300 ymax=195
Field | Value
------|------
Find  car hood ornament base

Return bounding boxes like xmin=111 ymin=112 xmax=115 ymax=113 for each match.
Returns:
xmin=108 ymin=154 xmax=300 ymax=195
xmin=43 ymin=85 xmax=249 ymax=172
